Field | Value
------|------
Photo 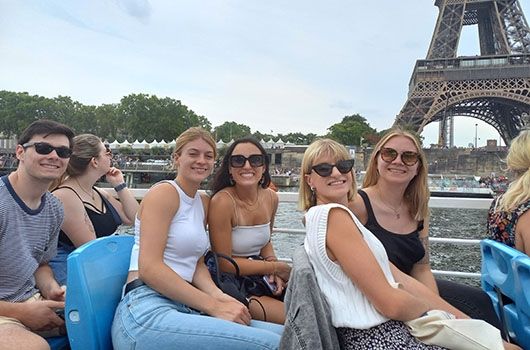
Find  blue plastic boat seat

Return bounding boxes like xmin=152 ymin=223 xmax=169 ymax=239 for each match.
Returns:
xmin=511 ymin=255 xmax=530 ymax=349
xmin=480 ymin=239 xmax=524 ymax=342
xmin=65 ymin=235 xmax=134 ymax=350
xmin=481 ymin=239 xmax=524 ymax=302
xmin=46 ymin=335 xmax=69 ymax=350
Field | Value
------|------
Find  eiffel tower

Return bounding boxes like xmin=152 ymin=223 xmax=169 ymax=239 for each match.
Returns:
xmin=395 ymin=0 xmax=530 ymax=146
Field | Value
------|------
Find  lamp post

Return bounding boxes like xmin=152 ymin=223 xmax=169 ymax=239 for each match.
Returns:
xmin=474 ymin=123 xmax=478 ymax=148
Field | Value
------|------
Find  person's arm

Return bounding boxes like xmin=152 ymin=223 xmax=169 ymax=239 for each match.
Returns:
xmin=138 ymin=184 xmax=250 ymax=324
xmin=52 ymin=188 xmax=96 ymax=247
xmin=0 ymin=300 xmax=64 ymax=331
xmin=208 ymin=191 xmax=285 ymax=277
xmin=515 ymin=209 xmax=530 ymax=255
xmin=389 ymin=264 xmax=468 ymax=319
xmin=410 ymin=217 xmax=439 ymax=293
xmin=326 ymin=207 xmax=429 ymax=321
xmin=259 ymin=189 xmax=289 ymax=294
xmin=102 ymin=167 xmax=139 ymax=225
xmin=34 ymin=264 xmax=65 ymax=302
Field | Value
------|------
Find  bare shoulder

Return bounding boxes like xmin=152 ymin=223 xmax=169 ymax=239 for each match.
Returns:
xmin=140 ymin=182 xmax=179 ymax=214
xmin=517 ymin=209 xmax=530 ymax=229
xmin=348 ymin=191 xmax=367 ymax=221
xmin=52 ymin=187 xmax=81 ymax=205
xmin=209 ymin=189 xmax=234 ymax=208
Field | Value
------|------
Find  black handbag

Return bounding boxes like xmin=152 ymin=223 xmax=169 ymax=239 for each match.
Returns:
xmin=204 ymin=251 xmax=249 ymax=307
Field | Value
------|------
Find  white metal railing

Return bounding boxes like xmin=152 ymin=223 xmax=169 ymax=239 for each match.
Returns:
xmin=118 ymin=189 xmax=493 ymax=210
xmin=118 ymin=189 xmax=489 ymax=279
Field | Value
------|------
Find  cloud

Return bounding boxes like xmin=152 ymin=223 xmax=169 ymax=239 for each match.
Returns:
xmin=113 ymin=0 xmax=152 ymax=22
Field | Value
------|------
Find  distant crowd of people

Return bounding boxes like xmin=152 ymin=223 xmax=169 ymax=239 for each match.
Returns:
xmin=2 ymin=119 xmax=529 ymax=349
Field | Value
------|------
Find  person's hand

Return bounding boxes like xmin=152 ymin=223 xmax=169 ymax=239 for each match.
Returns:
xmin=105 ymin=167 xmax=125 ymax=187
xmin=40 ymin=281 xmax=65 ymax=302
xmin=209 ymin=295 xmax=251 ymax=325
xmin=271 ymin=274 xmax=286 ymax=296
xmin=272 ymin=261 xmax=291 ymax=282
xmin=18 ymin=300 xmax=65 ymax=331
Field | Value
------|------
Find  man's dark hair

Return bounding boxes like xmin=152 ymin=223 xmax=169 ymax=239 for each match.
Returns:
xmin=17 ymin=119 xmax=75 ymax=148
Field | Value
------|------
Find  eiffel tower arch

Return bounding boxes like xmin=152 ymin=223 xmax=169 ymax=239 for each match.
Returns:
xmin=395 ymin=0 xmax=530 ymax=146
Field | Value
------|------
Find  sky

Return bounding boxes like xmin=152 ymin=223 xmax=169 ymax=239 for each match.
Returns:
xmin=1 ymin=0 xmax=529 ymax=147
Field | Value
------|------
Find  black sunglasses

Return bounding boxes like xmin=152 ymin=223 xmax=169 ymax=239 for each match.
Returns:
xmin=104 ymin=144 xmax=112 ymax=156
xmin=22 ymin=142 xmax=72 ymax=159
xmin=229 ymin=154 xmax=265 ymax=168
xmin=312 ymin=159 xmax=354 ymax=177
xmin=379 ymin=147 xmax=419 ymax=166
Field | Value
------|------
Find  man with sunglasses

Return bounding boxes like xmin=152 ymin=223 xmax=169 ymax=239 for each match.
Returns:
xmin=0 ymin=119 xmax=75 ymax=349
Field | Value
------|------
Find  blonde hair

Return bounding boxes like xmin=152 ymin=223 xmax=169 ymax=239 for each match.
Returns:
xmin=363 ymin=128 xmax=429 ymax=221
xmin=497 ymin=129 xmax=530 ymax=212
xmin=173 ymin=127 xmax=216 ymax=170
xmin=298 ymin=138 xmax=356 ymax=211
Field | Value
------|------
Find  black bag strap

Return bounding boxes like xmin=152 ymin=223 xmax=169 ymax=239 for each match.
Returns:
xmin=206 ymin=251 xmax=241 ymax=283
xmin=215 ymin=252 xmax=241 ymax=277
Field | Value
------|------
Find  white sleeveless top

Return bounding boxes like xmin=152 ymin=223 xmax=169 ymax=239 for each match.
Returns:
xmin=129 ymin=181 xmax=210 ymax=282
xmin=304 ymin=203 xmax=399 ymax=329
xmin=219 ymin=190 xmax=271 ymax=257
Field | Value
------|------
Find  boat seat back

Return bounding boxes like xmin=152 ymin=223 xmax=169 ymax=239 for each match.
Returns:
xmin=511 ymin=255 xmax=530 ymax=349
xmin=481 ymin=239 xmax=524 ymax=302
xmin=65 ymin=235 xmax=134 ymax=350
xmin=481 ymin=239 xmax=527 ymax=346
xmin=46 ymin=336 xmax=69 ymax=350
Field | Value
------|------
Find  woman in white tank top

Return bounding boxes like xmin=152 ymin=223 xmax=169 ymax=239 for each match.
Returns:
xmin=208 ymin=137 xmax=291 ymax=324
xmin=111 ymin=128 xmax=283 ymax=350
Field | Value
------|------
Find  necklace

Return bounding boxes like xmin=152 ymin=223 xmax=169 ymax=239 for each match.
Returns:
xmin=75 ymin=178 xmax=95 ymax=201
xmin=234 ymin=189 xmax=261 ymax=212
xmin=377 ymin=188 xmax=403 ymax=219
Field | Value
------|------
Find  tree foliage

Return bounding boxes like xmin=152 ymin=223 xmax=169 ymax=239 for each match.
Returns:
xmin=213 ymin=121 xmax=251 ymax=141
xmin=0 ymin=91 xmax=210 ymax=142
xmin=327 ymin=114 xmax=377 ymax=146
xmin=0 ymin=91 xmax=383 ymax=147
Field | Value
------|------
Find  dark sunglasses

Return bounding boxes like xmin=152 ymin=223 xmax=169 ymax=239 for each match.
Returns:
xmin=229 ymin=154 xmax=265 ymax=168
xmin=104 ymin=144 xmax=112 ymax=156
xmin=22 ymin=142 xmax=72 ymax=159
xmin=311 ymin=159 xmax=354 ymax=177
xmin=379 ymin=147 xmax=420 ymax=166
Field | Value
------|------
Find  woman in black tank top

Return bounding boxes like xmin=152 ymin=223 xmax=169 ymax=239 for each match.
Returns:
xmin=49 ymin=134 xmax=139 ymax=285
xmin=348 ymin=127 xmax=503 ymax=335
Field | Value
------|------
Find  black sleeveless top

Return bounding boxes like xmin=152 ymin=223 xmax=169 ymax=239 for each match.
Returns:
xmin=358 ymin=189 xmax=425 ymax=274
xmin=53 ymin=186 xmax=122 ymax=248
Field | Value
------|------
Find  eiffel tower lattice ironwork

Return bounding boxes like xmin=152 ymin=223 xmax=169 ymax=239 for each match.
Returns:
xmin=395 ymin=0 xmax=530 ymax=146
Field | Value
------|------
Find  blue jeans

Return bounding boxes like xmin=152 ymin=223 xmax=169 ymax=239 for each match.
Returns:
xmin=49 ymin=242 xmax=75 ymax=286
xmin=111 ymin=285 xmax=283 ymax=350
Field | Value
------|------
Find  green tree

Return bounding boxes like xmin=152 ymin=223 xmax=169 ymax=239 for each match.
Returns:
xmin=327 ymin=114 xmax=376 ymax=146
xmin=213 ymin=122 xmax=251 ymax=141
xmin=279 ymin=132 xmax=318 ymax=145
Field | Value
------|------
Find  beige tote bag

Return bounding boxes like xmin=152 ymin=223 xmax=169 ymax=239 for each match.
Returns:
xmin=406 ymin=310 xmax=504 ymax=350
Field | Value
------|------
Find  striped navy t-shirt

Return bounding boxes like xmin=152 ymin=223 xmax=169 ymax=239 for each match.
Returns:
xmin=0 ymin=175 xmax=64 ymax=302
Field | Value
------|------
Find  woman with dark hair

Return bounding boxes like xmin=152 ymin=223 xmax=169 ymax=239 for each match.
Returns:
xmin=208 ymin=137 xmax=290 ymax=324
xmin=49 ymin=134 xmax=138 ymax=285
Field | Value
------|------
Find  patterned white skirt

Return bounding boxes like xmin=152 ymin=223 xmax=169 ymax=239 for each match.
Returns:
xmin=337 ymin=320 xmax=448 ymax=350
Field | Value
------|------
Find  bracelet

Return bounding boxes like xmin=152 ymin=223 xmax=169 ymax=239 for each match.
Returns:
xmin=114 ymin=182 xmax=127 ymax=192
